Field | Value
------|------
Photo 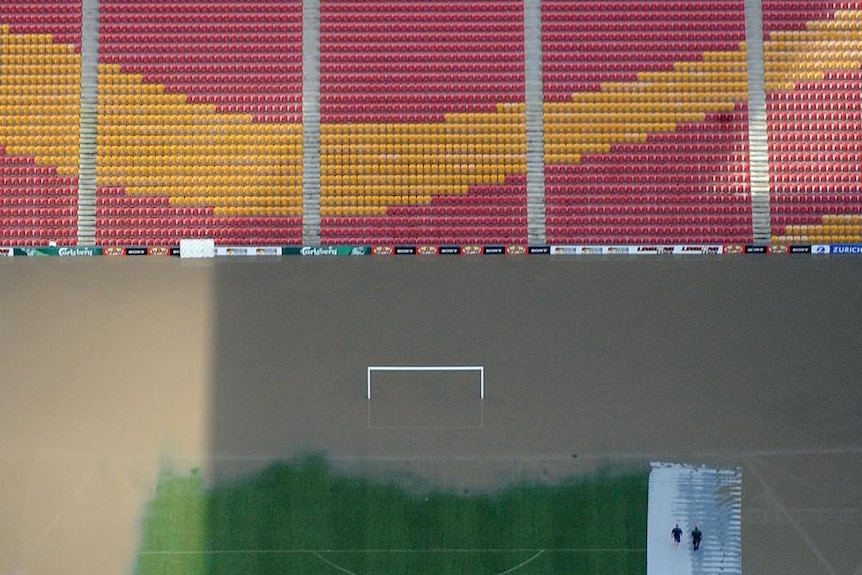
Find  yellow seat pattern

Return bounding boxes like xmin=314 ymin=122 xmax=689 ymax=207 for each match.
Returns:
xmin=544 ymin=46 xmax=749 ymax=165
xmin=764 ymin=10 xmax=862 ymax=90
xmin=319 ymin=103 xmax=527 ymax=217
xmin=96 ymin=64 xmax=303 ymax=217
xmin=766 ymin=9 xmax=862 ymax=245
xmin=0 ymin=26 xmax=81 ymax=175
xmin=773 ymin=215 xmax=862 ymax=244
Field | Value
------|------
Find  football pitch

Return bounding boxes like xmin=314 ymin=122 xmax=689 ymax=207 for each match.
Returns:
xmin=134 ymin=456 xmax=647 ymax=575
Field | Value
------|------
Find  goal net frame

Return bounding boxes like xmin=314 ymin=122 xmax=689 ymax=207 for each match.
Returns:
xmin=366 ymin=366 xmax=485 ymax=400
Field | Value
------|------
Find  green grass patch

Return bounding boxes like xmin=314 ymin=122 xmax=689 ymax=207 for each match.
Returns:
xmin=135 ymin=456 xmax=647 ymax=575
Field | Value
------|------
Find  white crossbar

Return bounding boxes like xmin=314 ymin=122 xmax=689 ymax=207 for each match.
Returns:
xmin=367 ymin=366 xmax=484 ymax=399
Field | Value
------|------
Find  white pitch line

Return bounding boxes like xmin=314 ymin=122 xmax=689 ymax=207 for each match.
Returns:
xmin=747 ymin=458 xmax=840 ymax=575
xmin=313 ymin=552 xmax=362 ymax=575
xmin=35 ymin=465 xmax=98 ymax=545
xmin=492 ymin=550 xmax=545 ymax=575
xmin=140 ymin=548 xmax=644 ymax=555
xmin=311 ymin=549 xmax=546 ymax=575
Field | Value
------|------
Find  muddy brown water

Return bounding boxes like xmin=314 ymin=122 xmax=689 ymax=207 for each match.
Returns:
xmin=1 ymin=256 xmax=860 ymax=575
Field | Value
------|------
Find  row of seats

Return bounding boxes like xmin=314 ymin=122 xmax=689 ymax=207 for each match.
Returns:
xmin=544 ymin=42 xmax=740 ymax=58
xmin=546 ymin=11 xmax=743 ymax=23
xmin=547 ymin=226 xmax=751 ymax=238
xmin=102 ymin=52 xmax=301 ymax=66
xmin=0 ymin=208 xmax=75 ymax=219
xmin=547 ymin=194 xmax=749 ymax=207
xmin=0 ymin=194 xmax=75 ymax=206
xmin=321 ymin=74 xmax=524 ymax=84
xmin=96 ymin=229 xmax=302 ymax=246
xmin=321 ymin=232 xmax=526 ymax=245
xmin=96 ymin=207 xmax=301 ymax=219
xmin=769 ymin=112 xmax=862 ymax=123
xmin=325 ymin=215 xmax=527 ymax=227
xmin=382 ymin=204 xmax=525 ymax=217
xmin=323 ymin=2 xmax=520 ymax=13
xmin=548 ymin=22 xmax=742 ymax=34
xmin=767 ymin=87 xmax=862 ymax=101
xmin=771 ymin=180 xmax=860 ymax=190
xmin=774 ymin=192 xmax=862 ymax=204
xmin=547 ymin=168 xmax=750 ymax=182
xmin=545 ymin=34 xmax=742 ymax=46
xmin=113 ymin=63 xmax=301 ymax=75
xmin=101 ymin=32 xmax=302 ymax=45
xmin=773 ymin=213 xmax=862 ymax=225
xmin=0 ymin=228 xmax=77 ymax=245
xmin=545 ymin=1 xmax=743 ymax=10
xmin=321 ymin=63 xmax=521 ymax=74
xmin=1 ymin=215 xmax=75 ymax=225
xmin=325 ymin=31 xmax=520 ymax=43
xmin=772 ymin=203 xmax=862 ymax=216
xmin=103 ymin=22 xmax=299 ymax=33
xmin=319 ymin=189 xmax=524 ymax=202
xmin=769 ymin=151 xmax=862 ymax=162
xmin=548 ymin=214 xmax=750 ymax=225
xmin=320 ymin=21 xmax=521 ymax=32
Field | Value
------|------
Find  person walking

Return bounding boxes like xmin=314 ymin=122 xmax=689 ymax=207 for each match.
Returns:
xmin=671 ymin=523 xmax=683 ymax=549
xmin=691 ymin=524 xmax=703 ymax=551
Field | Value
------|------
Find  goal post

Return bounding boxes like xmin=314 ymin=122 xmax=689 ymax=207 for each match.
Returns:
xmin=367 ymin=366 xmax=485 ymax=400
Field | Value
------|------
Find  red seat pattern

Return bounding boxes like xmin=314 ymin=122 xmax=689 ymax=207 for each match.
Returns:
xmin=763 ymin=2 xmax=862 ymax=242
xmin=0 ymin=0 xmax=82 ymax=51
xmin=0 ymin=2 xmax=82 ymax=245
xmin=545 ymin=112 xmax=753 ymax=245
xmin=542 ymin=0 xmax=746 ymax=102
xmin=762 ymin=0 xmax=861 ymax=37
xmin=98 ymin=0 xmax=303 ymax=121
xmin=319 ymin=0 xmax=525 ymax=122
xmin=94 ymin=187 xmax=302 ymax=246
xmin=96 ymin=1 xmax=304 ymax=246
xmin=319 ymin=0 xmax=527 ymax=246
xmin=0 ymin=149 xmax=78 ymax=246
xmin=542 ymin=0 xmax=753 ymax=245
xmin=766 ymin=71 xmax=862 ymax=240
xmin=320 ymin=176 xmax=528 ymax=245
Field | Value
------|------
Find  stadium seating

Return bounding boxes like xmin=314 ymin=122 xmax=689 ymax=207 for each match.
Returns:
xmin=3 ymin=0 xmax=862 ymax=248
xmin=543 ymin=0 xmax=754 ymax=245
xmin=318 ymin=0 xmax=528 ymax=245
xmin=763 ymin=2 xmax=862 ymax=244
xmin=96 ymin=0 xmax=304 ymax=246
xmin=0 ymin=1 xmax=81 ymax=246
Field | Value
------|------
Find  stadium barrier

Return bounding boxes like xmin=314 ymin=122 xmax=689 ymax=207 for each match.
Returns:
xmin=2 ymin=244 xmax=861 ymax=257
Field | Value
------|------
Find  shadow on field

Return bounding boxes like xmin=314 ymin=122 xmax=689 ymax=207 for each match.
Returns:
xmin=196 ymin=257 xmax=862 ymax=575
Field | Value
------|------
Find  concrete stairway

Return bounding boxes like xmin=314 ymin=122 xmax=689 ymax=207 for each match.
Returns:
xmin=301 ymin=0 xmax=322 ymax=245
xmin=744 ymin=0 xmax=772 ymax=243
xmin=76 ymin=0 xmax=100 ymax=246
xmin=524 ymin=0 xmax=546 ymax=245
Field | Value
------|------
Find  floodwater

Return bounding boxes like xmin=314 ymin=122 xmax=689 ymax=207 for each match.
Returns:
xmin=1 ymin=256 xmax=861 ymax=575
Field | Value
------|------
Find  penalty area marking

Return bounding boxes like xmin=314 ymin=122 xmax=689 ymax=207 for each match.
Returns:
xmin=139 ymin=548 xmax=646 ymax=555
xmin=314 ymin=548 xmax=545 ymax=575
xmin=141 ymin=548 xmax=647 ymax=575
xmin=366 ymin=366 xmax=485 ymax=400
